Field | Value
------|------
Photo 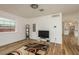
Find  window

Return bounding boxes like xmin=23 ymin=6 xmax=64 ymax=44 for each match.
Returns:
xmin=0 ymin=18 xmax=16 ymax=32
xmin=33 ymin=24 xmax=36 ymax=32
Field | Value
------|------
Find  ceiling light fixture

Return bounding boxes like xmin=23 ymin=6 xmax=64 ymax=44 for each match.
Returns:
xmin=30 ymin=4 xmax=38 ymax=9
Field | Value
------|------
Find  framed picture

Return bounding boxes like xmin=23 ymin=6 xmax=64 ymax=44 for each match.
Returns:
xmin=33 ymin=24 xmax=36 ymax=32
xmin=0 ymin=18 xmax=16 ymax=32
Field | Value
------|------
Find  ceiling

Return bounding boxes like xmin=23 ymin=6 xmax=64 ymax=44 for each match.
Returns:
xmin=0 ymin=4 xmax=79 ymax=18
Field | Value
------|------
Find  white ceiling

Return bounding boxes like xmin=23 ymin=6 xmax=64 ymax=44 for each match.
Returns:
xmin=0 ymin=4 xmax=79 ymax=18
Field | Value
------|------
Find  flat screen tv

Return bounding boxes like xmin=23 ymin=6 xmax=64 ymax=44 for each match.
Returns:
xmin=38 ymin=30 xmax=49 ymax=38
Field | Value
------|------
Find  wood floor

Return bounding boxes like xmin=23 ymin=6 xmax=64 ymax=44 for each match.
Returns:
xmin=0 ymin=39 xmax=62 ymax=55
xmin=0 ymin=31 xmax=79 ymax=55
xmin=47 ymin=43 xmax=62 ymax=55
xmin=63 ymin=31 xmax=79 ymax=55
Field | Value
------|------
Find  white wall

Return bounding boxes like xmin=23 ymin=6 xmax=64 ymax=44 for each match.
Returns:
xmin=0 ymin=11 xmax=62 ymax=45
xmin=0 ymin=10 xmax=29 ymax=46
xmin=29 ymin=13 xmax=62 ymax=44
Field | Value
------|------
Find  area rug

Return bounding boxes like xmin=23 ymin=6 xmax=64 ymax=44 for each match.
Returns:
xmin=7 ymin=43 xmax=49 ymax=55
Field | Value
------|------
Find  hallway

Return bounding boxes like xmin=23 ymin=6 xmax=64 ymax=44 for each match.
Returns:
xmin=63 ymin=30 xmax=79 ymax=55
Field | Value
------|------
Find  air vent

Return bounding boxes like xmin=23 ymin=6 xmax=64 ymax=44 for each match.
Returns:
xmin=39 ymin=9 xmax=44 ymax=12
xmin=52 ymin=15 xmax=59 ymax=17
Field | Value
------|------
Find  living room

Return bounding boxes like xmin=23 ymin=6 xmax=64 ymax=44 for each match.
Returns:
xmin=0 ymin=4 xmax=79 ymax=55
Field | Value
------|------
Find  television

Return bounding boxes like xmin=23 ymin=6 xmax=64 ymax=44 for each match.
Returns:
xmin=38 ymin=30 xmax=49 ymax=38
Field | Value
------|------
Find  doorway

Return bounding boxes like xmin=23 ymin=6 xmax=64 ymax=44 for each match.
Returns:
xmin=62 ymin=20 xmax=79 ymax=54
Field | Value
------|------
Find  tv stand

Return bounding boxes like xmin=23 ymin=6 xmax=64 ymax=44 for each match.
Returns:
xmin=39 ymin=38 xmax=50 ymax=44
